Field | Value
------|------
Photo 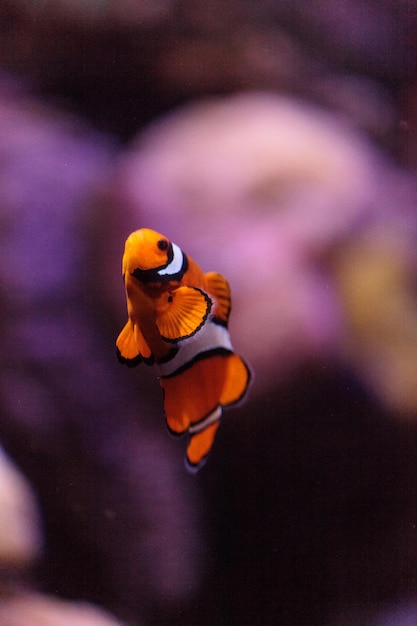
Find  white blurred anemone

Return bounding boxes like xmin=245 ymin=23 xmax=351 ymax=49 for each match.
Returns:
xmin=0 ymin=446 xmax=42 ymax=568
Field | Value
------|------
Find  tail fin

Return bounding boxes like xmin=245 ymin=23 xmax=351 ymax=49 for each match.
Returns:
xmin=161 ymin=351 xmax=251 ymax=471
xmin=186 ymin=418 xmax=221 ymax=473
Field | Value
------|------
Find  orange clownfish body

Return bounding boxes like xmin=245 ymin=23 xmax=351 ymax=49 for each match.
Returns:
xmin=116 ymin=228 xmax=251 ymax=472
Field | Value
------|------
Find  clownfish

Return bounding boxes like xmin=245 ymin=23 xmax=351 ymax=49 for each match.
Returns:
xmin=116 ymin=228 xmax=251 ymax=472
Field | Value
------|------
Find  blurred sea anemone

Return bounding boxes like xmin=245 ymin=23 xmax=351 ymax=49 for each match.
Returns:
xmin=114 ymin=91 xmax=417 ymax=415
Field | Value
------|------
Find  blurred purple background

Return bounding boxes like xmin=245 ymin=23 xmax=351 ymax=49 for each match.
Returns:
xmin=0 ymin=2 xmax=416 ymax=625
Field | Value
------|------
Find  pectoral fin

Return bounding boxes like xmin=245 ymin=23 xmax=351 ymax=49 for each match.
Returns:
xmin=116 ymin=320 xmax=153 ymax=366
xmin=156 ymin=286 xmax=212 ymax=342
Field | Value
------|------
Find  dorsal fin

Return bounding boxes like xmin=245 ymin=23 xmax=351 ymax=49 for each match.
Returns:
xmin=205 ymin=272 xmax=232 ymax=326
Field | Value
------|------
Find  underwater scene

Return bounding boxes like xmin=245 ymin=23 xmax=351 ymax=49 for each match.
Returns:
xmin=0 ymin=1 xmax=416 ymax=625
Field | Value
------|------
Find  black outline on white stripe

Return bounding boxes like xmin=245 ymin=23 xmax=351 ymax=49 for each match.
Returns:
xmin=131 ymin=250 xmax=188 ymax=284
xmin=160 ymin=347 xmax=234 ymax=378
xmin=188 ymin=405 xmax=222 ymax=434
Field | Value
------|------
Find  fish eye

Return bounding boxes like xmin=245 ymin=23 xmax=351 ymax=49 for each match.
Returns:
xmin=157 ymin=239 xmax=169 ymax=251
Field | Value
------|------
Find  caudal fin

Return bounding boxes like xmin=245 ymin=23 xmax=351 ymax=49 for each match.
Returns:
xmin=161 ymin=351 xmax=251 ymax=471
xmin=185 ymin=419 xmax=221 ymax=473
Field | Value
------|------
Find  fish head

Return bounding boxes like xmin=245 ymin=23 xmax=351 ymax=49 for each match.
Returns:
xmin=123 ymin=228 xmax=187 ymax=283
